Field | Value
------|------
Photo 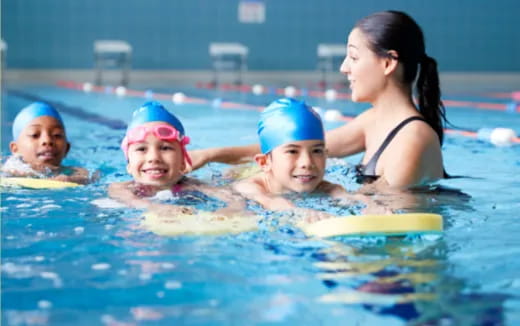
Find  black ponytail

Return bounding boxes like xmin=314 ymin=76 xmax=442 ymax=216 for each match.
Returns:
xmin=356 ymin=11 xmax=448 ymax=144
xmin=416 ymin=55 xmax=447 ymax=144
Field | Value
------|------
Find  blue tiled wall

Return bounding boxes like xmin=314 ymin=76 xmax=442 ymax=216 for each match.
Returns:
xmin=2 ymin=0 xmax=519 ymax=71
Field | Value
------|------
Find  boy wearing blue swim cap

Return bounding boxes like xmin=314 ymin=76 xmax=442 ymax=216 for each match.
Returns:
xmin=233 ymin=98 xmax=349 ymax=215
xmin=2 ymin=102 xmax=90 ymax=184
xmin=109 ymin=101 xmax=249 ymax=216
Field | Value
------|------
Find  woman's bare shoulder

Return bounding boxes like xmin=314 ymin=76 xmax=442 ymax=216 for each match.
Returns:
xmin=397 ymin=119 xmax=441 ymax=148
xmin=381 ymin=120 xmax=443 ymax=186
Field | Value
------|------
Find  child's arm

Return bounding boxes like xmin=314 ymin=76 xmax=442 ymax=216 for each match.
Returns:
xmin=319 ymin=181 xmax=392 ymax=215
xmin=0 ymin=159 xmax=41 ymax=177
xmin=181 ymin=178 xmax=250 ymax=216
xmin=201 ymin=185 xmax=248 ymax=215
xmin=187 ymin=144 xmax=260 ymax=171
xmin=234 ymin=176 xmax=339 ymax=222
xmin=317 ymin=180 xmax=349 ymax=198
xmin=1 ymin=160 xmax=92 ymax=185
xmin=52 ymin=167 xmax=92 ymax=185
xmin=233 ymin=175 xmax=295 ymax=211
xmin=108 ymin=181 xmax=194 ymax=214
xmin=108 ymin=181 xmax=157 ymax=209
xmin=0 ymin=168 xmax=39 ymax=178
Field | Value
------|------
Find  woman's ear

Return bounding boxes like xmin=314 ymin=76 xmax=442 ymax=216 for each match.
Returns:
xmin=65 ymin=142 xmax=71 ymax=156
xmin=9 ymin=141 xmax=18 ymax=154
xmin=383 ymin=50 xmax=399 ymax=76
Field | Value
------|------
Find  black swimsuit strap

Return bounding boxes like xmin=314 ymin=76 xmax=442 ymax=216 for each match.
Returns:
xmin=363 ymin=116 xmax=427 ymax=176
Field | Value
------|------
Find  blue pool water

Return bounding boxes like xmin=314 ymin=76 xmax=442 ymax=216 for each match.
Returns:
xmin=2 ymin=82 xmax=520 ymax=325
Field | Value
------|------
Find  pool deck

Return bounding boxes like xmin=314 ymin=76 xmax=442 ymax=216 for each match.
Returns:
xmin=3 ymin=69 xmax=520 ymax=93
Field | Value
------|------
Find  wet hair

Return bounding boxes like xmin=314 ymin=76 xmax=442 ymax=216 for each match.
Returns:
xmin=355 ymin=10 xmax=447 ymax=144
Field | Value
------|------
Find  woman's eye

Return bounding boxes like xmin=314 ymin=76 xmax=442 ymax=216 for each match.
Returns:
xmin=134 ymin=146 xmax=146 ymax=152
xmin=313 ymin=148 xmax=324 ymax=154
xmin=285 ymin=150 xmax=298 ymax=154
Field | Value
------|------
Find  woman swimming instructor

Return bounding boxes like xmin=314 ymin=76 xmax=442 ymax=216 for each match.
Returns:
xmin=189 ymin=10 xmax=448 ymax=189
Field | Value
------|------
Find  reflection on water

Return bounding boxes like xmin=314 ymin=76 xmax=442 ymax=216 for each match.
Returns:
xmin=312 ymin=239 xmax=507 ymax=325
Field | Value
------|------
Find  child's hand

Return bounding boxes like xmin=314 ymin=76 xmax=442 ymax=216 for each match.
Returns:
xmin=361 ymin=202 xmax=393 ymax=215
xmin=214 ymin=205 xmax=248 ymax=217
xmin=149 ymin=203 xmax=195 ymax=217
xmin=50 ymin=167 xmax=91 ymax=185
xmin=30 ymin=162 xmax=60 ymax=174
xmin=52 ymin=174 xmax=72 ymax=182
xmin=267 ymin=197 xmax=295 ymax=210
xmin=293 ymin=207 xmax=334 ymax=224
xmin=1 ymin=168 xmax=40 ymax=178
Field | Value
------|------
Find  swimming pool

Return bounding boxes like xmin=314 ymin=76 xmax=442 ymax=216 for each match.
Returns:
xmin=2 ymin=80 xmax=520 ymax=325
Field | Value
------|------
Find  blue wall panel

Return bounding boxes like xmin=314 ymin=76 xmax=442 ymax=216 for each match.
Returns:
xmin=2 ymin=0 xmax=519 ymax=71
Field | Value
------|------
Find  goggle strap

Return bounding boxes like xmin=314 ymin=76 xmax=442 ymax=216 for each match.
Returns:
xmin=181 ymin=145 xmax=193 ymax=167
xmin=180 ymin=135 xmax=190 ymax=146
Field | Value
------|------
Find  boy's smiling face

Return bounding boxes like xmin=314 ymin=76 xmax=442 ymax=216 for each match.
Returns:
xmin=258 ymin=139 xmax=326 ymax=194
xmin=10 ymin=115 xmax=70 ymax=168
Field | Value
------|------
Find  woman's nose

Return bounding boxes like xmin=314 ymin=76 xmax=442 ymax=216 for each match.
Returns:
xmin=339 ymin=56 xmax=350 ymax=75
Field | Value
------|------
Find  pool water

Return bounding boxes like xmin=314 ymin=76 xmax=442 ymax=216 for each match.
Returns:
xmin=2 ymin=82 xmax=520 ymax=325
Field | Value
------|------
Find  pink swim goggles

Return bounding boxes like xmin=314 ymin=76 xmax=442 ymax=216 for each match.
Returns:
xmin=121 ymin=124 xmax=192 ymax=166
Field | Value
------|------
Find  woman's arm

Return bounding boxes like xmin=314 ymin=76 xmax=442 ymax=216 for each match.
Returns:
xmin=188 ymin=144 xmax=261 ymax=171
xmin=325 ymin=110 xmax=371 ymax=158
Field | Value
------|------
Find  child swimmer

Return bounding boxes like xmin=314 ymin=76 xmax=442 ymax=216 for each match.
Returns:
xmin=233 ymin=98 xmax=366 ymax=220
xmin=109 ymin=101 xmax=246 ymax=215
xmin=2 ymin=102 xmax=90 ymax=184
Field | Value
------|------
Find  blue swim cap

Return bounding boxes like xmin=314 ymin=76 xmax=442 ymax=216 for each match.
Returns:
xmin=258 ymin=98 xmax=324 ymax=154
xmin=12 ymin=102 xmax=64 ymax=140
xmin=127 ymin=101 xmax=185 ymax=136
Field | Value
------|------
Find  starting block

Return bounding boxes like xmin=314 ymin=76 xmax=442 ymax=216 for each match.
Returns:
xmin=317 ymin=43 xmax=345 ymax=87
xmin=209 ymin=42 xmax=248 ymax=85
xmin=94 ymin=40 xmax=132 ymax=86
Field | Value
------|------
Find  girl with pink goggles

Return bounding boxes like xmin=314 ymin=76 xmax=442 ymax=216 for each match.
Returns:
xmin=120 ymin=101 xmax=192 ymax=166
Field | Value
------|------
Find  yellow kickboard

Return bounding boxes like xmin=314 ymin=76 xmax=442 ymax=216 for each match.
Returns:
xmin=0 ymin=177 xmax=81 ymax=189
xmin=300 ymin=213 xmax=443 ymax=237
xmin=142 ymin=211 xmax=259 ymax=236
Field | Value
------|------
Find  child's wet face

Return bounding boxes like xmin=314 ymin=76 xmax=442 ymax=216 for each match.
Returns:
xmin=266 ymin=140 xmax=326 ymax=193
xmin=126 ymin=123 xmax=185 ymax=189
xmin=10 ymin=116 xmax=69 ymax=168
